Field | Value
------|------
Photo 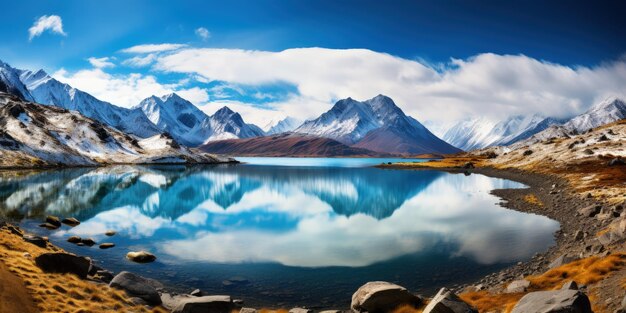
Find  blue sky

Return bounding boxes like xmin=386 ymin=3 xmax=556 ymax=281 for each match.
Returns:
xmin=1 ymin=0 xmax=625 ymax=128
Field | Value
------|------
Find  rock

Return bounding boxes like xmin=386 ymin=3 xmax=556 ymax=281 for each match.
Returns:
xmin=172 ymin=295 xmax=234 ymax=313
xmin=39 ymin=222 xmax=59 ymax=230
xmin=574 ymin=230 xmax=584 ymax=241
xmin=506 ymin=279 xmax=531 ymax=293
xmin=549 ymin=254 xmax=577 ymax=269
xmin=61 ymin=217 xmax=80 ymax=227
xmin=523 ymin=150 xmax=533 ymax=156
xmin=5 ymin=224 xmax=23 ymax=236
xmin=609 ymin=158 xmax=626 ymax=166
xmin=161 ymin=293 xmax=194 ymax=311
xmin=99 ymin=243 xmax=115 ymax=249
xmin=240 ymin=308 xmax=258 ymax=313
xmin=34 ymin=253 xmax=91 ymax=278
xmin=126 ymin=251 xmax=156 ymax=263
xmin=462 ymin=162 xmax=474 ymax=169
xmin=81 ymin=238 xmax=96 ymax=246
xmin=289 ymin=308 xmax=313 ymax=313
xmin=109 ymin=271 xmax=163 ymax=304
xmin=578 ymin=205 xmax=601 ymax=217
xmin=67 ymin=236 xmax=82 ymax=243
xmin=351 ymin=281 xmax=421 ymax=313
xmin=45 ymin=215 xmax=61 ymax=227
xmin=95 ymin=270 xmax=114 ymax=283
xmin=561 ymin=281 xmax=578 ymax=290
xmin=129 ymin=297 xmax=148 ymax=306
xmin=583 ymin=148 xmax=594 ymax=155
xmin=105 ymin=230 xmax=116 ymax=236
xmin=422 ymin=287 xmax=477 ymax=313
xmin=233 ymin=299 xmax=244 ymax=306
xmin=511 ymin=290 xmax=592 ymax=313
xmin=23 ymin=234 xmax=47 ymax=248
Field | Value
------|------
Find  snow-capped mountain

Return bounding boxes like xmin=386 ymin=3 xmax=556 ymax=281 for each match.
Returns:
xmin=206 ymin=106 xmax=265 ymax=142
xmin=135 ymin=94 xmax=264 ymax=146
xmin=263 ymin=117 xmax=302 ymax=135
xmin=18 ymin=69 xmax=161 ymax=138
xmin=0 ymin=61 xmax=34 ymax=102
xmin=563 ymin=97 xmax=626 ymax=132
xmin=0 ymin=92 xmax=224 ymax=167
xmin=295 ymin=95 xmax=460 ymax=155
xmin=443 ymin=114 xmax=562 ymax=150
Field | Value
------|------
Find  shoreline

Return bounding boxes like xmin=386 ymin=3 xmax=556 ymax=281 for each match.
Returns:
xmin=0 ymin=162 xmax=623 ymax=312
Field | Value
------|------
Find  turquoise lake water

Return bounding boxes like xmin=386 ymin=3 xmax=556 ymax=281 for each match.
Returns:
xmin=0 ymin=157 xmax=559 ymax=309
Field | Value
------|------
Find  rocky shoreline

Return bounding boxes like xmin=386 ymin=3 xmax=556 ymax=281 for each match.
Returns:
xmin=1 ymin=164 xmax=625 ymax=312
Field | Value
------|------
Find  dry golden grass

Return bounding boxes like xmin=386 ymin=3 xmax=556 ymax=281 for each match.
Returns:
xmin=385 ymin=157 xmax=486 ymax=169
xmin=522 ymin=194 xmax=543 ymax=207
xmin=526 ymin=253 xmax=626 ymax=289
xmin=459 ymin=291 xmax=522 ymax=313
xmin=0 ymin=226 xmax=168 ymax=313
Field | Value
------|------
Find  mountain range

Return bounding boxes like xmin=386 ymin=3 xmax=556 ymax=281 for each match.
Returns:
xmin=1 ymin=58 xmax=625 ymax=160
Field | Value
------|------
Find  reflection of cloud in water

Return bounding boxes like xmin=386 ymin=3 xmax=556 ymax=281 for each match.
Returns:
xmin=157 ymin=174 xmax=557 ymax=267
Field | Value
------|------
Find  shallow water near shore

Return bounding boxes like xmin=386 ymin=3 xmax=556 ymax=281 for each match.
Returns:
xmin=0 ymin=157 xmax=559 ymax=309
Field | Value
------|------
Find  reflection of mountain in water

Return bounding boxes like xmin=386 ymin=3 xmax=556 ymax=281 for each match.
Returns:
xmin=0 ymin=164 xmax=442 ymax=222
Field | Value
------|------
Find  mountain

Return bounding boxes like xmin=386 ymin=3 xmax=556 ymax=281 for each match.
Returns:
xmin=199 ymin=132 xmax=388 ymax=157
xmin=135 ymin=94 xmax=264 ymax=146
xmin=207 ymin=106 xmax=265 ymax=141
xmin=443 ymin=114 xmax=562 ymax=151
xmin=263 ymin=117 xmax=302 ymax=135
xmin=0 ymin=61 xmax=34 ymax=102
xmin=18 ymin=69 xmax=161 ymax=138
xmin=563 ymin=97 xmax=626 ymax=132
xmin=0 ymin=92 xmax=228 ymax=167
xmin=295 ymin=95 xmax=460 ymax=155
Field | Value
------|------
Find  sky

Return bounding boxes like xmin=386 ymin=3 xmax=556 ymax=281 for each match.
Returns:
xmin=1 ymin=0 xmax=625 ymax=129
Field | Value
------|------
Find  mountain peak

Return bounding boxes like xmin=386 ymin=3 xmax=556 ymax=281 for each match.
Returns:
xmin=215 ymin=106 xmax=235 ymax=116
xmin=161 ymin=93 xmax=185 ymax=102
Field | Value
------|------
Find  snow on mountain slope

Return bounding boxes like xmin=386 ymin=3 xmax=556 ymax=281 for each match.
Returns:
xmin=0 ymin=92 xmax=225 ymax=167
xmin=443 ymin=114 xmax=561 ymax=150
xmin=0 ymin=61 xmax=34 ymax=102
xmin=206 ymin=106 xmax=265 ymax=142
xmin=564 ymin=97 xmax=626 ymax=132
xmin=18 ymin=68 xmax=161 ymax=138
xmin=295 ymin=95 xmax=460 ymax=155
xmin=263 ymin=116 xmax=302 ymax=135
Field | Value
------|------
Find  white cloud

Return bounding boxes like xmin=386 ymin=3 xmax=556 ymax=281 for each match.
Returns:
xmin=152 ymin=48 xmax=626 ymax=124
xmin=121 ymin=43 xmax=188 ymax=54
xmin=121 ymin=54 xmax=157 ymax=67
xmin=28 ymin=15 xmax=66 ymax=41
xmin=195 ymin=27 xmax=211 ymax=41
xmin=87 ymin=57 xmax=115 ymax=68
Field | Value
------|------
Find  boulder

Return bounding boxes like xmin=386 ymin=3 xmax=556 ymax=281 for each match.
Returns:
xmin=109 ymin=271 xmax=163 ymax=304
xmin=45 ymin=215 xmax=61 ymax=227
xmin=351 ymin=281 xmax=421 ymax=313
xmin=190 ymin=289 xmax=203 ymax=297
xmin=422 ymin=288 xmax=477 ymax=313
xmin=172 ymin=295 xmax=234 ymax=313
xmin=67 ymin=236 xmax=82 ymax=243
xmin=161 ymin=293 xmax=193 ymax=311
xmin=23 ymin=234 xmax=47 ymax=248
xmin=577 ymin=205 xmax=601 ymax=218
xmin=94 ymin=270 xmax=114 ymax=283
xmin=99 ymin=243 xmax=115 ymax=249
xmin=549 ymin=254 xmax=577 ymax=269
xmin=462 ymin=162 xmax=474 ymax=169
xmin=239 ymin=308 xmax=258 ymax=313
xmin=511 ymin=290 xmax=592 ymax=313
xmin=126 ymin=251 xmax=157 ymax=263
xmin=105 ymin=230 xmax=116 ymax=236
xmin=61 ymin=217 xmax=80 ymax=227
xmin=39 ymin=222 xmax=59 ymax=230
xmin=35 ymin=253 xmax=91 ymax=278
xmin=81 ymin=238 xmax=96 ymax=246
xmin=289 ymin=308 xmax=313 ymax=313
xmin=506 ymin=279 xmax=530 ymax=293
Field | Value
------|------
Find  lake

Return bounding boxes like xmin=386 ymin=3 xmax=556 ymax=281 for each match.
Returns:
xmin=0 ymin=157 xmax=559 ymax=309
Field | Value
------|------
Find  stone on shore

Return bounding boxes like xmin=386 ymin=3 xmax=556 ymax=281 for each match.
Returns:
xmin=61 ymin=217 xmax=80 ymax=227
xmin=109 ymin=271 xmax=163 ymax=304
xmin=23 ymin=234 xmax=47 ymax=248
xmin=99 ymin=243 xmax=115 ymax=249
xmin=171 ymin=295 xmax=234 ymax=313
xmin=81 ymin=238 xmax=96 ymax=246
xmin=67 ymin=236 xmax=82 ymax=243
xmin=351 ymin=281 xmax=421 ymax=313
xmin=548 ymin=254 xmax=577 ymax=269
xmin=506 ymin=279 xmax=531 ymax=293
xmin=577 ymin=205 xmax=601 ymax=218
xmin=34 ymin=252 xmax=91 ymax=278
xmin=45 ymin=215 xmax=61 ymax=227
xmin=126 ymin=251 xmax=157 ymax=263
xmin=422 ymin=287 xmax=477 ymax=313
xmin=105 ymin=230 xmax=116 ymax=236
xmin=239 ymin=308 xmax=258 ymax=313
xmin=289 ymin=308 xmax=313 ymax=313
xmin=511 ymin=289 xmax=592 ymax=313
xmin=39 ymin=222 xmax=59 ymax=230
